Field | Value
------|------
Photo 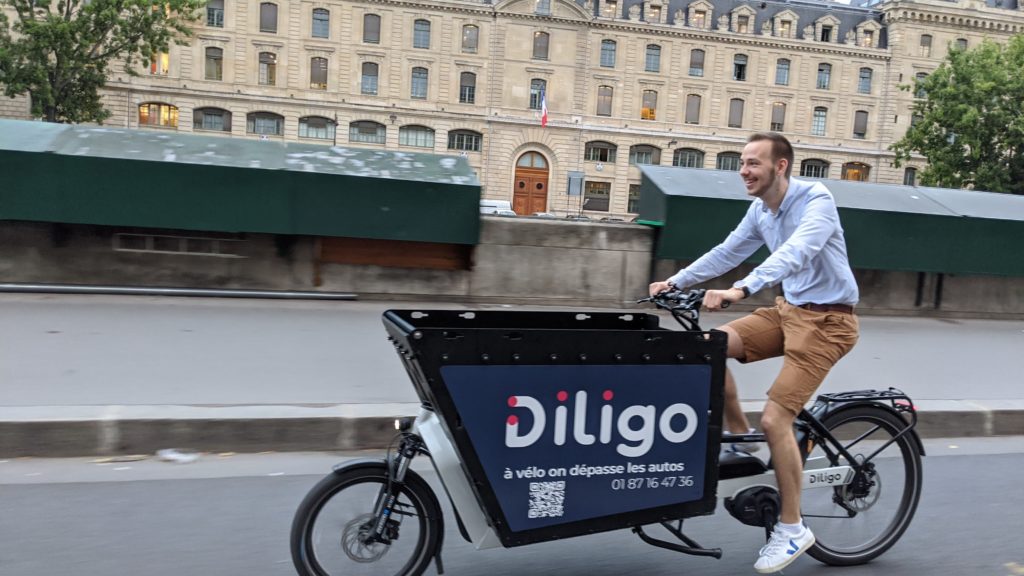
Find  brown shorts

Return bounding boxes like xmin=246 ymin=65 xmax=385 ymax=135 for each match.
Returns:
xmin=725 ymin=297 xmax=859 ymax=414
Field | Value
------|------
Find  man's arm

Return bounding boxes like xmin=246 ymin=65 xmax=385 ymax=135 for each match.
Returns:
xmin=665 ymin=204 xmax=764 ymax=289
xmin=733 ymin=191 xmax=839 ymax=295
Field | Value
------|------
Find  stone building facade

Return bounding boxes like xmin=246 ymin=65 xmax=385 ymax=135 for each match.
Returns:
xmin=8 ymin=0 xmax=1023 ymax=218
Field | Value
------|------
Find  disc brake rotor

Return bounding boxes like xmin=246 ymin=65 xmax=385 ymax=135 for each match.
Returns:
xmin=839 ymin=457 xmax=881 ymax=512
xmin=341 ymin=513 xmax=390 ymax=563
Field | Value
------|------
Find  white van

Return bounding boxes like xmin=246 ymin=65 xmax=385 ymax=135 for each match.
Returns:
xmin=479 ymin=199 xmax=513 ymax=215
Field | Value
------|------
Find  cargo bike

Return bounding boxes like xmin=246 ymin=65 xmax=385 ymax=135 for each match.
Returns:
xmin=291 ymin=289 xmax=924 ymax=575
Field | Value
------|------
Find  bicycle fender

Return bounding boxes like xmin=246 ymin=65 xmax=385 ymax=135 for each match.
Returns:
xmin=330 ymin=457 xmax=388 ymax=475
xmin=817 ymin=402 xmax=926 ymax=457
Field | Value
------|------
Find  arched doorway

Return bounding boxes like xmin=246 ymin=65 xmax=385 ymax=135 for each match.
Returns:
xmin=512 ymin=151 xmax=549 ymax=215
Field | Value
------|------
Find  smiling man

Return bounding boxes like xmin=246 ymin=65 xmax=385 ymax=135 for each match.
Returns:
xmin=649 ymin=132 xmax=860 ymax=574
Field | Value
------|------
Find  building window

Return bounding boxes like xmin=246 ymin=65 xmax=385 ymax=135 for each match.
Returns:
xmin=310 ymin=57 xmax=328 ymax=90
xmin=150 ymin=52 xmax=169 ymax=76
xmin=716 ymin=152 xmax=741 ymax=171
xmin=448 ymin=129 xmax=482 ymax=152
xmin=462 ymin=25 xmax=479 ymax=53
xmin=411 ymin=67 xmax=428 ymax=99
xmin=363 ymin=14 xmax=381 ymax=43
xmin=459 ymin=72 xmax=476 ymax=104
xmin=206 ymin=0 xmax=223 ymax=27
xmin=518 ymin=152 xmax=547 ymax=169
xmin=399 ymin=125 xmax=435 ymax=148
xmin=684 ymin=94 xmax=701 ymax=125
xmin=800 ymin=159 xmax=829 ymax=178
xmin=920 ymin=34 xmax=932 ymax=58
xmin=853 ymin=110 xmax=869 ymax=139
xmin=692 ymin=10 xmax=706 ymax=28
xmin=737 ymin=15 xmax=749 ymax=33
xmin=246 ymin=112 xmax=283 ymax=135
xmin=413 ymin=19 xmax=431 ymax=49
xmin=603 ymin=0 xmax=617 ymax=17
xmin=205 ymin=47 xmax=222 ymax=81
xmin=775 ymin=58 xmax=790 ymax=86
xmin=259 ymin=2 xmax=277 ymax=33
xmin=820 ymin=25 xmax=833 ymax=42
xmin=312 ymin=8 xmax=329 ymax=38
xmin=585 ymin=140 xmax=617 ymax=162
xmin=842 ymin=162 xmax=871 ymax=181
xmin=728 ymin=98 xmax=744 ymax=128
xmin=533 ymin=31 xmax=549 ymax=60
xmin=817 ymin=63 xmax=831 ymax=90
xmin=299 ymin=116 xmax=335 ymax=140
xmin=858 ymin=68 xmax=873 ymax=94
xmin=811 ymin=107 xmax=828 ymax=136
xmin=640 ymin=90 xmax=657 ymax=120
xmin=628 ymin=184 xmax=640 ymax=213
xmin=903 ymin=167 xmax=917 ymax=186
xmin=258 ymin=52 xmax=276 ymax=85
xmin=536 ymin=0 xmax=551 ymax=15
xmin=673 ymin=148 xmax=704 ymax=168
xmin=779 ymin=20 xmax=791 ymax=37
xmin=861 ymin=30 xmax=874 ymax=48
xmin=600 ymin=39 xmax=616 ymax=67
xmin=955 ymin=38 xmax=968 ymax=51
xmin=138 ymin=102 xmax=178 ymax=127
xmin=689 ymin=49 xmax=705 ymax=77
xmin=645 ymin=44 xmax=660 ymax=73
xmin=915 ymin=72 xmax=928 ymax=99
xmin=629 ymin=144 xmax=660 ymax=165
xmin=583 ymin=181 xmax=610 ymax=212
xmin=349 ymin=120 xmax=386 ymax=144
xmin=361 ymin=62 xmax=379 ymax=95
xmin=770 ymin=102 xmax=786 ymax=132
xmin=193 ymin=107 xmax=231 ymax=132
xmin=596 ymin=85 xmax=613 ymax=116
xmin=733 ymin=54 xmax=748 ymax=81
xmin=529 ymin=79 xmax=546 ymax=110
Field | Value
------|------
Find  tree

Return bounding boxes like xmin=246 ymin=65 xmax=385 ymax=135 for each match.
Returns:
xmin=891 ymin=35 xmax=1024 ymax=195
xmin=0 ymin=0 xmax=204 ymax=123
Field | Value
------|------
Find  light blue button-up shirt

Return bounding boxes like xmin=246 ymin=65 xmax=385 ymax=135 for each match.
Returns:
xmin=668 ymin=177 xmax=859 ymax=306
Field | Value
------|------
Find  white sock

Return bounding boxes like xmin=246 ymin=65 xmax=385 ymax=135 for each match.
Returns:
xmin=777 ymin=521 xmax=804 ymax=536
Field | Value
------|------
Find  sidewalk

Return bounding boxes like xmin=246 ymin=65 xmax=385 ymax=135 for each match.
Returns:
xmin=2 ymin=294 xmax=1023 ymax=457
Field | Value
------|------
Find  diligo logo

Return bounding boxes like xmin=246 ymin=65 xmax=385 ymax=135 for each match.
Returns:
xmin=505 ymin=390 xmax=699 ymax=457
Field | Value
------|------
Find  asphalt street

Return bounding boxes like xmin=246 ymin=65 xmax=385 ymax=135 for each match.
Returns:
xmin=2 ymin=437 xmax=1023 ymax=576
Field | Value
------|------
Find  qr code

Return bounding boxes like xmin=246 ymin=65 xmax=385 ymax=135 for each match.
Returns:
xmin=528 ymin=481 xmax=566 ymax=518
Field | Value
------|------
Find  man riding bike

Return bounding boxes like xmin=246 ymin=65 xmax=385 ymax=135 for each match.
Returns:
xmin=649 ymin=132 xmax=859 ymax=574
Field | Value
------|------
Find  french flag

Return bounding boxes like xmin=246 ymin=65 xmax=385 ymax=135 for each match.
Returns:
xmin=541 ymin=89 xmax=548 ymax=127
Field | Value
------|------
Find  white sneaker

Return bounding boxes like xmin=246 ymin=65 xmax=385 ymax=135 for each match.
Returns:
xmin=726 ymin=428 xmax=761 ymax=454
xmin=753 ymin=524 xmax=815 ymax=574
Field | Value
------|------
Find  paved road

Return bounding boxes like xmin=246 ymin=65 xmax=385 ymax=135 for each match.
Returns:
xmin=2 ymin=437 xmax=1023 ymax=575
xmin=2 ymin=293 xmax=1023 ymax=407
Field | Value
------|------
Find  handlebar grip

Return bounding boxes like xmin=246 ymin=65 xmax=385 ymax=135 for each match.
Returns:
xmin=721 ymin=300 xmax=730 ymax=309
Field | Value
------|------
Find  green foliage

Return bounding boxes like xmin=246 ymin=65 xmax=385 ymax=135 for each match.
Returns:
xmin=891 ymin=35 xmax=1024 ymax=195
xmin=0 ymin=0 xmax=203 ymax=123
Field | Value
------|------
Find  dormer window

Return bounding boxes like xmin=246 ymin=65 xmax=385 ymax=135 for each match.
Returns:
xmin=821 ymin=25 xmax=833 ymax=42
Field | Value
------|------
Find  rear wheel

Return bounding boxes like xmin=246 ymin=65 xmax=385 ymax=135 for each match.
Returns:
xmin=291 ymin=464 xmax=442 ymax=576
xmin=802 ymin=406 xmax=923 ymax=566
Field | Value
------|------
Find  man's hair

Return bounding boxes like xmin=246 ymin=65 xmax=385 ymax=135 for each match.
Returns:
xmin=748 ymin=132 xmax=794 ymax=178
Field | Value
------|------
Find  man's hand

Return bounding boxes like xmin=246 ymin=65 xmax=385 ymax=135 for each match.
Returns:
xmin=704 ymin=287 xmax=746 ymax=311
xmin=649 ymin=280 xmax=673 ymax=296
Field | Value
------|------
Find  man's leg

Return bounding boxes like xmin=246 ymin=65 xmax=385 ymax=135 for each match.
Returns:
xmin=719 ymin=327 xmax=753 ymax=435
xmin=760 ymin=399 xmax=801 ymax=523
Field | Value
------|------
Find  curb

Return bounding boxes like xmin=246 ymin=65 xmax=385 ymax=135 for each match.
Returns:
xmin=2 ymin=401 xmax=1023 ymax=458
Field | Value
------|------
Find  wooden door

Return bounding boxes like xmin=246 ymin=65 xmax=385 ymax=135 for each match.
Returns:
xmin=512 ymin=152 xmax=549 ymax=215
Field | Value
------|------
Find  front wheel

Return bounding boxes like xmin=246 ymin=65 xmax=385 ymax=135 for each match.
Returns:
xmin=802 ymin=405 xmax=923 ymax=566
xmin=291 ymin=464 xmax=443 ymax=576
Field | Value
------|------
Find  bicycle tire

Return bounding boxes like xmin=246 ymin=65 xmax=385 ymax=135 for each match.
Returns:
xmin=803 ymin=405 xmax=923 ymax=566
xmin=291 ymin=464 xmax=442 ymax=576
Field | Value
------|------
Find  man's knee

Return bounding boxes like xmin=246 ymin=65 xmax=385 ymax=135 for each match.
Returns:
xmin=720 ymin=325 xmax=746 ymax=359
xmin=760 ymin=400 xmax=796 ymax=436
